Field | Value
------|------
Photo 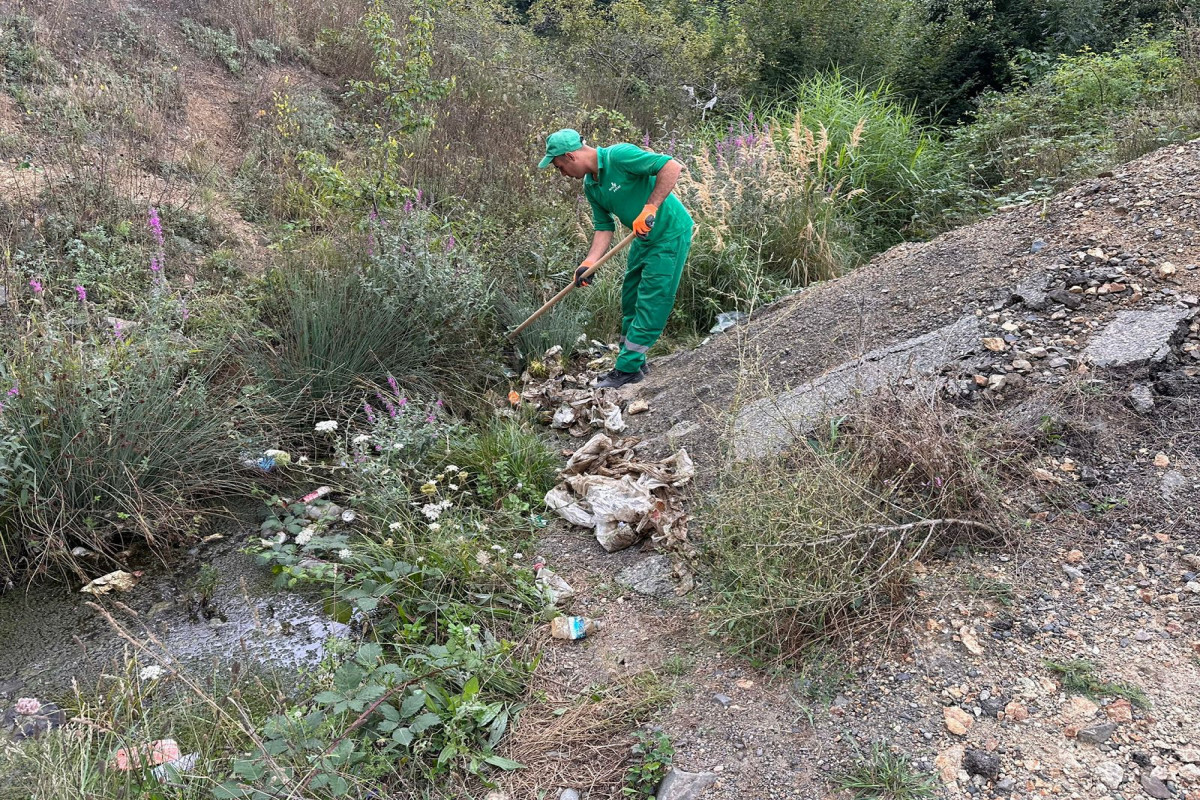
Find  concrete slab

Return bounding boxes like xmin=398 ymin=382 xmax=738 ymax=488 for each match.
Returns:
xmin=1082 ymin=307 xmax=1193 ymax=369
xmin=732 ymin=315 xmax=982 ymax=459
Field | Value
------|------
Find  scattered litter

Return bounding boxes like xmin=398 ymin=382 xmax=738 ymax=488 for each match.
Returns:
xmin=306 ymin=502 xmax=344 ymax=522
xmin=69 ymin=546 xmax=96 ymax=558
xmin=152 ymin=752 xmax=200 ymax=784
xmin=533 ymin=560 xmax=575 ymax=606
xmin=340 ymin=509 xmax=357 ymax=524
xmin=242 ymin=449 xmax=291 ymax=471
xmin=80 ymin=570 xmax=139 ymax=595
xmin=551 ymin=406 xmax=576 ymax=429
xmin=709 ymin=310 xmax=748 ymax=334
xmin=114 ymin=739 xmax=184 ymax=771
xmin=300 ymin=486 xmax=333 ymax=504
xmin=627 ymin=398 xmax=650 ymax=415
xmin=549 ymin=615 xmax=600 ymax=640
xmin=599 ymin=401 xmax=625 ymax=433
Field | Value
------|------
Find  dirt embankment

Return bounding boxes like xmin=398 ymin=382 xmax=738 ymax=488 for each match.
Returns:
xmin=506 ymin=140 xmax=1200 ymax=800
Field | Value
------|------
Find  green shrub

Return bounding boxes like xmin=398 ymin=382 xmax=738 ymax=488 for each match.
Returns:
xmin=703 ymin=392 xmax=1009 ymax=660
xmin=253 ymin=209 xmax=496 ymax=435
xmin=0 ymin=330 xmax=253 ymax=581
xmin=949 ymin=31 xmax=1198 ymax=198
xmin=448 ymin=415 xmax=558 ymax=514
xmin=180 ymin=18 xmax=243 ymax=74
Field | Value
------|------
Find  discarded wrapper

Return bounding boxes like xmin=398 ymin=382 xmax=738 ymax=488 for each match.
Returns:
xmin=80 ymin=570 xmax=139 ymax=595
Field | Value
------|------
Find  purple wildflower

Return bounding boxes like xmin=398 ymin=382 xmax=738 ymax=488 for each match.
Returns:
xmin=444 ymin=235 xmax=455 ymax=252
xmin=29 ymin=279 xmax=43 ymax=294
xmin=179 ymin=299 xmax=190 ymax=321
xmin=75 ymin=285 xmax=87 ymax=303
xmin=148 ymin=207 xmax=164 ymax=249
xmin=150 ymin=256 xmax=161 ymax=274
xmin=384 ymin=400 xmax=397 ymax=418
xmin=415 ymin=189 xmax=423 ymax=204
xmin=426 ymin=414 xmax=435 ymax=423
xmin=398 ymin=397 xmax=407 ymax=408
xmin=435 ymin=399 xmax=443 ymax=408
xmin=6 ymin=384 xmax=18 ymax=397
xmin=404 ymin=199 xmax=413 ymax=214
xmin=643 ymin=132 xmax=651 ymax=148
xmin=747 ymin=110 xmax=755 ymax=126
xmin=387 ymin=375 xmax=399 ymax=396
xmin=364 ymin=402 xmax=377 ymax=423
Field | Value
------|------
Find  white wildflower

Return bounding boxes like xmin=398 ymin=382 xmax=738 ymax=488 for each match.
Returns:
xmin=388 ymin=521 xmax=403 ymax=531
xmin=475 ymin=550 xmax=491 ymax=566
xmin=445 ymin=465 xmax=459 ymax=473
xmin=338 ymin=548 xmax=352 ymax=560
xmin=449 ymin=484 xmax=459 ymax=491
xmin=352 ymin=434 xmax=370 ymax=445
xmin=315 ymin=420 xmax=339 ymax=433
xmin=392 ymin=443 xmax=403 ymax=450
xmin=429 ymin=522 xmax=441 ymax=532
xmin=512 ymin=552 xmax=523 ymax=560
xmin=295 ymin=527 xmax=315 ymax=546
xmin=138 ymin=665 xmax=166 ymax=682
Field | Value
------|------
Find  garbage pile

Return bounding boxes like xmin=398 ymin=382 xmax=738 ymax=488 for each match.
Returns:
xmin=544 ymin=433 xmax=694 ymax=554
xmin=516 ymin=343 xmax=649 ymax=437
xmin=513 ymin=344 xmax=697 ymax=603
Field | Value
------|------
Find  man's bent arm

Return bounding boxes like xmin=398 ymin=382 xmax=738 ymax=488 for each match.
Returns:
xmin=585 ymin=229 xmax=615 ymax=263
xmin=647 ymin=159 xmax=682 ymax=208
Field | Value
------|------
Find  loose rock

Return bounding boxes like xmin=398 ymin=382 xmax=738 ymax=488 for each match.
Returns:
xmin=655 ymin=767 xmax=717 ymax=800
xmin=1141 ymin=775 xmax=1172 ymax=799
xmin=1095 ymin=761 xmax=1124 ymax=790
xmin=943 ymin=706 xmax=974 ymax=735
xmin=963 ymin=749 xmax=1001 ymax=780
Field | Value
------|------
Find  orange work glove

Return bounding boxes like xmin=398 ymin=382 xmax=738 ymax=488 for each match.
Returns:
xmin=633 ymin=204 xmax=658 ymax=239
xmin=574 ymin=259 xmax=596 ymax=288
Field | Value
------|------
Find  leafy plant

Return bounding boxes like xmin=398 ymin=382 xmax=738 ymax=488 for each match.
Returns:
xmin=180 ymin=18 xmax=243 ymax=74
xmin=622 ymin=729 xmax=674 ymax=799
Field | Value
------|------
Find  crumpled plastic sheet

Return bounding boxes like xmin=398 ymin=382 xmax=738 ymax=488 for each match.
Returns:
xmin=544 ymin=433 xmax=695 ymax=554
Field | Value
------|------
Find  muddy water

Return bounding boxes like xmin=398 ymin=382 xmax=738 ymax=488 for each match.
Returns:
xmin=0 ymin=520 xmax=347 ymax=701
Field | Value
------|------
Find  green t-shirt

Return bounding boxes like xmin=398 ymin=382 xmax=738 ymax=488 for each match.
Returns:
xmin=583 ymin=144 xmax=693 ymax=244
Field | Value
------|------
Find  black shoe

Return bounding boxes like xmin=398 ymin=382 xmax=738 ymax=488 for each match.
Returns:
xmin=594 ymin=368 xmax=645 ymax=389
xmin=639 ymin=362 xmax=652 ymax=377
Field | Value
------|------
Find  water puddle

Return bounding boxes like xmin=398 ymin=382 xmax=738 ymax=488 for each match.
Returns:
xmin=0 ymin=521 xmax=347 ymax=701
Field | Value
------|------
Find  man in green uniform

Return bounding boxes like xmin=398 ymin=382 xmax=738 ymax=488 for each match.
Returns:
xmin=539 ymin=128 xmax=694 ymax=389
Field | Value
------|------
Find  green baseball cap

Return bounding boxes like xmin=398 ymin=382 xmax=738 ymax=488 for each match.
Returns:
xmin=538 ymin=128 xmax=583 ymax=168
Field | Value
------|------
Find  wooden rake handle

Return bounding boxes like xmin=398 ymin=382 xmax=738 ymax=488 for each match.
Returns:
xmin=506 ymin=230 xmax=637 ymax=341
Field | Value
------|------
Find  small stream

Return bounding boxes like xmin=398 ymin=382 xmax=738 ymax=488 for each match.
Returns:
xmin=0 ymin=511 xmax=347 ymax=703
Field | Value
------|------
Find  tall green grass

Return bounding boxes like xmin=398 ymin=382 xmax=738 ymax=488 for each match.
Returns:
xmin=0 ymin=332 xmax=252 ymax=582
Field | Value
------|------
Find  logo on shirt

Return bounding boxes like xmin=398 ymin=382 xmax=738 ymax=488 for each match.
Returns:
xmin=609 ymin=182 xmax=622 ymax=193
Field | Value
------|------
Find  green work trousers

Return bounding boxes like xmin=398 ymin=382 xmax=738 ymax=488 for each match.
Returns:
xmin=616 ymin=230 xmax=692 ymax=373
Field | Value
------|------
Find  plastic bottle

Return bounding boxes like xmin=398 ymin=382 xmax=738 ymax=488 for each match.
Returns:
xmin=550 ymin=616 xmax=600 ymax=640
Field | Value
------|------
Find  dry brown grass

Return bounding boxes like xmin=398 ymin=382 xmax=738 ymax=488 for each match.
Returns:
xmin=702 ymin=384 xmax=1018 ymax=662
xmin=499 ymin=669 xmax=673 ymax=799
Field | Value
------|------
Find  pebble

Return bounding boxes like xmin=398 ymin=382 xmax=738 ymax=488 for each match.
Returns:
xmin=559 ymin=790 xmax=580 ymax=800
xmin=944 ymin=706 xmax=974 ymax=735
xmin=963 ymin=749 xmax=1001 ymax=780
xmin=1095 ymin=761 xmax=1124 ymax=789
xmin=713 ymin=694 xmax=732 ymax=708
xmin=1076 ymin=722 xmax=1118 ymax=745
xmin=1141 ymin=774 xmax=1172 ymax=799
